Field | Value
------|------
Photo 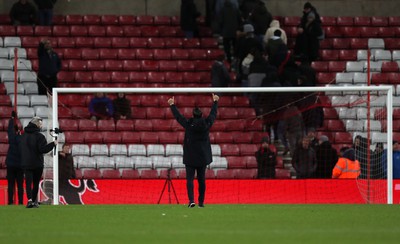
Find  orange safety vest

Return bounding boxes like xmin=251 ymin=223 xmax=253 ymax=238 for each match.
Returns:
xmin=332 ymin=157 xmax=361 ymax=179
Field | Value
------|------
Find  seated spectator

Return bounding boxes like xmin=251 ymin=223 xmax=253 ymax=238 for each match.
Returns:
xmin=113 ymin=93 xmax=132 ymax=120
xmin=332 ymin=148 xmax=360 ymax=179
xmin=264 ymin=19 xmax=287 ymax=46
xmin=292 ymin=136 xmax=317 ymax=179
xmin=89 ymin=93 xmax=114 ymax=121
xmin=211 ymin=54 xmax=231 ymax=88
xmin=255 ymin=136 xmax=277 ymax=179
xmin=315 ymin=135 xmax=338 ymax=179
xmin=10 ymin=0 xmax=36 ymax=26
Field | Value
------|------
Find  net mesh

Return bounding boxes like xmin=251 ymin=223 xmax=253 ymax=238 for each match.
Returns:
xmin=42 ymin=88 xmax=391 ymax=204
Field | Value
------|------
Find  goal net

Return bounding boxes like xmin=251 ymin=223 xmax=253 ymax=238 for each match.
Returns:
xmin=43 ymin=86 xmax=393 ymax=205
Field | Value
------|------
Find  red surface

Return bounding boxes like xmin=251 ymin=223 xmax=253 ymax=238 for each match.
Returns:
xmin=1 ymin=180 xmax=399 ymax=205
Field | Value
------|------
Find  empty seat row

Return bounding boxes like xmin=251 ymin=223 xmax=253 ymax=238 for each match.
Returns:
xmin=315 ymin=38 xmax=400 ymax=50
xmin=3 ymin=82 xmax=39 ymax=95
xmin=26 ymin=47 xmax=224 ymax=61
xmin=0 ymin=59 xmax=31 ymax=71
xmin=1 ymin=70 xmax=37 ymax=83
xmin=283 ymin=16 xmax=400 ymax=27
xmin=71 ymin=144 xmax=184 ymax=157
xmin=21 ymin=36 xmax=218 ymax=49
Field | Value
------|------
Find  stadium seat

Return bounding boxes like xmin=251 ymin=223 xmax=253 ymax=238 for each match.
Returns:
xmin=106 ymin=26 xmax=124 ymax=37
xmin=283 ymin=16 xmax=300 ymax=26
xmin=346 ymin=61 xmax=365 ymax=72
xmin=104 ymin=60 xmax=123 ymax=71
xmin=325 ymin=26 xmax=342 ymax=38
xmin=82 ymin=14 xmax=101 ymax=25
xmin=332 ymin=38 xmax=350 ymax=49
xmin=213 ymin=132 xmax=233 ymax=144
xmin=336 ymin=73 xmax=353 ymax=84
xmin=360 ymin=27 xmax=379 ymax=38
xmin=146 ymin=108 xmax=166 ymax=119
xmin=101 ymin=169 xmax=120 ymax=179
xmin=354 ymin=16 xmax=371 ymax=26
xmin=153 ymin=49 xmax=172 ymax=60
xmin=234 ymin=169 xmax=257 ymax=179
xmin=148 ymin=38 xmax=165 ymax=48
xmin=339 ymin=50 xmax=357 ymax=61
xmin=226 ymin=156 xmax=246 ymax=169
xmin=311 ymin=61 xmax=328 ymax=72
xmin=80 ymin=48 xmax=99 ymax=60
xmin=328 ymin=61 xmax=346 ymax=72
xmin=59 ymin=119 xmax=78 ymax=131
xmin=183 ymin=38 xmax=201 ymax=48
xmin=34 ymin=26 xmax=51 ymax=36
xmin=115 ymin=120 xmax=134 ymax=131
xmin=215 ymin=169 xmax=235 ymax=179
xmin=368 ymin=38 xmax=385 ymax=49
xmin=110 ymin=37 xmax=129 ymax=48
xmin=381 ymin=62 xmax=399 ymax=72
xmin=231 ymin=132 xmax=252 ymax=144
xmin=220 ymin=144 xmax=240 ymax=156
xmin=110 ymin=71 xmax=129 ymax=83
xmin=136 ymin=15 xmax=154 ymax=25
xmin=134 ymin=119 xmax=153 ymax=131
xmin=16 ymin=25 xmax=33 ymax=36
xmin=118 ymin=15 xmax=136 ymax=25
xmin=121 ymin=169 xmax=140 ymax=179
xmin=74 ymin=71 xmax=92 ymax=83
xmin=120 ymin=132 xmax=140 ymax=144
xmin=82 ymin=169 xmax=102 ymax=179
xmin=159 ymin=168 xmax=178 ymax=179
xmin=4 ymin=37 xmax=21 ymax=47
xmin=119 ymin=50 xmax=137 ymax=61
xmin=97 ymin=120 xmax=115 ymax=131
xmin=334 ymin=132 xmax=353 ymax=144
xmin=64 ymin=131 xmax=85 ymax=143
xmin=140 ymin=169 xmax=158 ymax=179
xmin=63 ymin=48 xmax=81 ymax=59
xmin=74 ymin=37 xmax=93 ymax=48
xmin=122 ymin=26 xmax=141 ymax=37
xmin=340 ymin=26 xmax=360 ymax=37
xmin=129 ymin=37 xmax=148 ymax=48
xmin=239 ymin=144 xmax=257 ymax=156
xmin=102 ymin=132 xmax=122 ymax=144
xmin=78 ymin=119 xmax=97 ymax=131
xmin=336 ymin=16 xmax=353 ymax=26
xmin=101 ymin=15 xmax=119 ymax=25
xmin=52 ymin=25 xmax=70 ymax=36
xmin=69 ymin=25 xmax=88 ymax=36
xmin=158 ymin=131 xmax=179 ymax=144
xmin=350 ymin=38 xmax=368 ymax=49
xmin=88 ymin=25 xmax=106 ymax=37
xmin=165 ymin=38 xmax=183 ymax=48
xmin=275 ymin=168 xmax=291 ymax=179
xmin=378 ymin=27 xmax=393 ymax=38
xmin=158 ymin=26 xmax=178 ymax=37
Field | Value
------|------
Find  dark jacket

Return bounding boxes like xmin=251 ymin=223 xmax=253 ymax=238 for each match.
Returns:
xmin=249 ymin=2 xmax=272 ymax=35
xmin=211 ymin=61 xmax=231 ymax=87
xmin=266 ymin=37 xmax=288 ymax=67
xmin=20 ymin=122 xmax=55 ymax=169
xmin=304 ymin=20 xmax=323 ymax=62
xmin=34 ymin=0 xmax=57 ymax=9
xmin=5 ymin=119 xmax=21 ymax=168
xmin=113 ymin=96 xmax=132 ymax=119
xmin=315 ymin=141 xmax=338 ymax=178
xmin=58 ymin=153 xmax=75 ymax=182
xmin=89 ymin=96 xmax=114 ymax=118
xmin=292 ymin=145 xmax=317 ymax=179
xmin=38 ymin=42 xmax=61 ymax=77
xmin=10 ymin=1 xmax=36 ymax=25
xmin=255 ymin=146 xmax=277 ymax=178
xmin=180 ymin=0 xmax=200 ymax=32
xmin=219 ymin=1 xmax=241 ymax=38
xmin=171 ymin=102 xmax=218 ymax=167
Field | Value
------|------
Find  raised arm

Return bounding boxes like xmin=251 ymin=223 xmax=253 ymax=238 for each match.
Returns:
xmin=206 ymin=93 xmax=219 ymax=125
xmin=168 ymin=96 xmax=188 ymax=128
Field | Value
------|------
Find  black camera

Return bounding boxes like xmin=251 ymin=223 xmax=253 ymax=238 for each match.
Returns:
xmin=50 ymin=128 xmax=63 ymax=134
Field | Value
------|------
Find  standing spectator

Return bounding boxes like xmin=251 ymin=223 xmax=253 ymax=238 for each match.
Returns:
xmin=211 ymin=54 xmax=231 ymax=88
xmin=306 ymin=127 xmax=319 ymax=150
xmin=215 ymin=0 xmax=238 ymax=16
xmin=248 ymin=0 xmax=272 ymax=46
xmin=113 ymin=93 xmax=132 ymax=120
xmin=6 ymin=111 xmax=24 ymax=205
xmin=382 ymin=141 xmax=400 ymax=179
xmin=332 ymin=148 xmax=360 ymax=179
xmin=239 ymin=0 xmax=258 ymax=20
xmin=34 ymin=0 xmax=57 ymax=26
xmin=219 ymin=0 xmax=241 ymax=64
xmin=264 ymin=19 xmax=287 ymax=46
xmin=265 ymin=29 xmax=288 ymax=68
xmin=292 ymin=136 xmax=317 ymax=179
xmin=20 ymin=116 xmax=57 ymax=208
xmin=353 ymin=135 xmax=373 ymax=179
xmin=89 ymin=93 xmax=114 ymax=121
xmin=180 ymin=0 xmax=201 ymax=38
xmin=315 ymin=135 xmax=338 ymax=178
xmin=168 ymin=94 xmax=219 ymax=208
xmin=37 ymin=39 xmax=61 ymax=95
xmin=255 ymin=136 xmax=277 ymax=179
xmin=277 ymin=105 xmax=304 ymax=156
xmin=9 ymin=0 xmax=36 ymax=26
xmin=371 ymin=142 xmax=384 ymax=179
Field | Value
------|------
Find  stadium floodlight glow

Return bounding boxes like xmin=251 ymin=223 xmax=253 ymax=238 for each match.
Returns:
xmin=50 ymin=86 xmax=393 ymax=205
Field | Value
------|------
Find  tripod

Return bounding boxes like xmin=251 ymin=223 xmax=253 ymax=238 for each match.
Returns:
xmin=157 ymin=168 xmax=179 ymax=204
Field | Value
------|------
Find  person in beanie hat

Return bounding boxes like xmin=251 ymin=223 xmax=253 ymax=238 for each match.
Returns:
xmin=20 ymin=116 xmax=57 ymax=208
xmin=255 ymin=136 xmax=277 ymax=179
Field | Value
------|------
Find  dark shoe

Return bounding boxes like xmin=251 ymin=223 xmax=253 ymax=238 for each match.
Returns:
xmin=26 ymin=201 xmax=34 ymax=208
xmin=188 ymin=202 xmax=195 ymax=208
xmin=198 ymin=204 xmax=205 ymax=208
xmin=33 ymin=202 xmax=39 ymax=208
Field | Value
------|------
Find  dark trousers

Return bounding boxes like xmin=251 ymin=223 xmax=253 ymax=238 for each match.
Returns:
xmin=25 ymin=167 xmax=44 ymax=203
xmin=38 ymin=75 xmax=57 ymax=95
xmin=7 ymin=166 xmax=24 ymax=205
xmin=223 ymin=37 xmax=236 ymax=63
xmin=38 ymin=9 xmax=53 ymax=26
xmin=185 ymin=165 xmax=207 ymax=204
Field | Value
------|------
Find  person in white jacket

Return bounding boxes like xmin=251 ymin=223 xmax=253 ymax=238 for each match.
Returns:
xmin=263 ymin=20 xmax=287 ymax=46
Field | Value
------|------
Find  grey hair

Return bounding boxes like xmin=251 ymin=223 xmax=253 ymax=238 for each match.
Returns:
xmin=30 ymin=116 xmax=43 ymax=127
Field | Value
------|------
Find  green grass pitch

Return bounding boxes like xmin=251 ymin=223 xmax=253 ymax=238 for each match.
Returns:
xmin=0 ymin=204 xmax=399 ymax=244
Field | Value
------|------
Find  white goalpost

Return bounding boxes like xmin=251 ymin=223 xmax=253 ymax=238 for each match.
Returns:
xmin=50 ymin=86 xmax=394 ymax=205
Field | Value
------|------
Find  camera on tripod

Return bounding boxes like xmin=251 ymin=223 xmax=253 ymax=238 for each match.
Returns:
xmin=50 ymin=128 xmax=63 ymax=137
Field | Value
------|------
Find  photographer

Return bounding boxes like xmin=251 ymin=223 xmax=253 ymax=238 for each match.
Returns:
xmin=20 ymin=116 xmax=57 ymax=208
xmin=6 ymin=111 xmax=24 ymax=205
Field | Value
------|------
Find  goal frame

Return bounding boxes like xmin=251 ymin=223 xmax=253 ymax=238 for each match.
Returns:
xmin=51 ymin=86 xmax=394 ymax=205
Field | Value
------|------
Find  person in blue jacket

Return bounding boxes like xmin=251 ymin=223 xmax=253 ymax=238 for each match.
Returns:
xmin=382 ymin=141 xmax=400 ymax=179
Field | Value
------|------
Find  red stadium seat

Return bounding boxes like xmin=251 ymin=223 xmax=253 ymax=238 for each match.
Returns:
xmin=159 ymin=61 xmax=177 ymax=71
xmin=153 ymin=49 xmax=172 ymax=60
xmin=121 ymin=132 xmax=141 ymax=143
xmin=388 ymin=73 xmax=400 ymax=84
xmin=16 ymin=25 xmax=33 ymax=36
xmin=336 ymin=16 xmax=354 ymax=26
xmin=320 ymin=16 xmax=336 ymax=26
xmin=64 ymin=131 xmax=85 ymax=143
xmin=234 ymin=169 xmax=257 ymax=179
xmin=183 ymin=38 xmax=201 ymax=48
xmin=320 ymin=38 xmax=333 ymax=49
xmin=275 ymin=168 xmax=291 ymax=179
xmin=21 ymin=37 xmax=39 ymax=48
xmin=171 ymin=49 xmax=189 ymax=60
xmin=52 ymin=15 xmax=65 ymax=25
xmin=140 ymin=169 xmax=158 ymax=179
xmin=83 ymin=15 xmax=101 ymax=25
xmin=106 ymin=26 xmax=124 ymax=37
xmin=195 ymin=60 xmax=212 ymax=71
xmin=57 ymin=37 xmax=76 ymax=48
xmin=0 ymin=25 xmax=15 ymax=36
xmin=94 ymin=37 xmax=112 ymax=48
xmin=323 ymin=108 xmax=338 ymax=119
xmin=328 ymin=61 xmax=346 ymax=72
xmin=81 ymin=48 xmax=99 ymax=60
xmin=129 ymin=37 xmax=148 ymax=48
xmin=98 ymin=120 xmax=115 ymax=131
xmin=57 ymin=106 xmax=73 ymax=118
xmin=141 ymin=60 xmax=159 ymax=71
xmin=350 ymin=38 xmax=368 ymax=49
xmin=99 ymin=48 xmax=117 ymax=59
xmin=122 ymin=26 xmax=141 ymax=37
xmin=325 ymin=119 xmax=345 ymax=131
xmin=58 ymin=119 xmax=78 ymax=131
xmin=83 ymin=169 xmax=102 ymax=179
xmin=159 ymin=169 xmax=178 ymax=179
xmin=324 ymin=26 xmax=342 ymax=38
xmin=78 ymin=119 xmax=97 ymax=131
xmin=102 ymin=169 xmax=121 ymax=179
xmin=147 ymin=38 xmax=165 ymax=48
xmin=101 ymin=15 xmax=119 ymax=25
xmin=129 ymin=72 xmax=148 ymax=82
xmin=152 ymin=119 xmax=172 ymax=131
xmin=121 ymin=169 xmax=140 ymax=179
xmin=110 ymin=71 xmax=129 ymax=83
xmin=320 ymin=50 xmax=339 ymax=61
xmin=92 ymin=71 xmax=111 ymax=83
xmin=354 ymin=16 xmax=371 ymax=26
xmin=65 ymin=15 xmax=82 ymax=25
xmin=52 ymin=25 xmax=70 ymax=36
xmin=0 ymin=95 xmax=11 ymax=106
xmin=158 ymin=131 xmax=179 ymax=144
xmin=70 ymin=25 xmax=88 ymax=36
xmin=381 ymin=62 xmax=399 ymax=73
xmin=189 ymin=49 xmax=207 ymax=60
xmin=110 ymin=37 xmax=130 ymax=48
xmin=389 ymin=16 xmax=400 ymax=26
xmin=34 ymin=26 xmax=51 ymax=36
xmin=360 ymin=27 xmax=379 ymax=38
xmin=378 ymin=27 xmax=394 ymax=38
xmin=332 ymin=38 xmax=350 ymax=49
xmin=140 ymin=26 xmax=159 ymax=37
xmin=88 ymin=25 xmax=106 ymax=37
xmin=116 ymin=120 xmax=134 ymax=131
xmin=334 ymin=132 xmax=353 ymax=144
xmin=134 ymin=119 xmax=153 ymax=131
xmin=371 ymin=73 xmax=389 ymax=84
xmin=311 ymin=61 xmax=329 ymax=72
xmin=207 ymin=49 xmax=225 ymax=60
xmin=245 ymin=119 xmax=263 ymax=132
xmin=239 ymin=144 xmax=257 ymax=156
xmin=232 ymin=96 xmax=250 ymax=107
xmin=154 ymin=16 xmax=171 ymax=25
xmin=220 ymin=144 xmax=240 ymax=156
xmin=340 ymin=26 xmax=361 ymax=37
xmin=136 ymin=48 xmax=154 ymax=60
xmin=385 ymin=38 xmax=400 ymax=50
xmin=226 ymin=156 xmax=246 ymax=169
xmin=104 ymin=60 xmax=123 ymax=71
xmin=87 ymin=60 xmax=105 ymax=71
xmin=122 ymin=60 xmax=141 ymax=71
xmin=339 ymin=50 xmax=357 ymax=61
xmin=75 ymin=71 xmax=93 ymax=83
xmin=136 ymin=15 xmax=154 ymax=25
xmin=283 ymin=16 xmax=300 ymax=26
xmin=200 ymin=38 xmax=218 ymax=48
xmin=71 ymin=106 xmax=90 ymax=118
xmin=213 ymin=132 xmax=234 ymax=144
xmin=158 ymin=26 xmax=178 ymax=37
xmin=75 ymin=37 xmax=94 ymax=48
xmin=102 ymin=132 xmax=122 ymax=144
xmin=216 ymin=169 xmax=235 ymax=179
xmin=165 ymin=38 xmax=183 ymax=48
xmin=118 ymin=49 xmax=136 ymax=60
xmin=140 ymin=132 xmax=159 ymax=144
xmin=118 ymin=15 xmax=136 ymax=25
xmin=84 ymin=132 xmax=103 ymax=143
